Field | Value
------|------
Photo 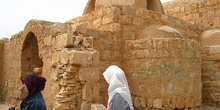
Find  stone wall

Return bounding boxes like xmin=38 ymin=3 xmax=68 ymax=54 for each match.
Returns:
xmin=200 ymin=29 xmax=220 ymax=106
xmin=68 ymin=5 xmax=205 ymax=109
xmin=202 ymin=46 xmax=220 ymax=107
xmin=1 ymin=36 xmax=23 ymax=105
xmin=124 ymin=38 xmax=202 ymax=109
xmin=163 ymin=0 xmax=220 ymax=106
xmin=163 ymin=0 xmax=220 ymax=27
xmin=1 ymin=3 xmax=219 ymax=110
xmin=0 ymin=39 xmax=6 ymax=101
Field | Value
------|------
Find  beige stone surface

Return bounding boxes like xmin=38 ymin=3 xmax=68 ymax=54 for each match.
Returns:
xmin=83 ymin=0 xmax=165 ymax=15
xmin=0 ymin=0 xmax=220 ymax=109
xmin=164 ymin=0 xmax=220 ymax=27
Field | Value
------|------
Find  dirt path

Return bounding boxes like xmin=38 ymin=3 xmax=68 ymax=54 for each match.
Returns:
xmin=0 ymin=103 xmax=220 ymax=110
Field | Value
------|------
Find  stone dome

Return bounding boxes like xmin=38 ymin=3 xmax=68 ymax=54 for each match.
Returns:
xmin=200 ymin=29 xmax=220 ymax=47
xmin=136 ymin=25 xmax=184 ymax=39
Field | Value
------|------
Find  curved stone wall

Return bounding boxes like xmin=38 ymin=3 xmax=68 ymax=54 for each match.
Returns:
xmin=200 ymin=29 xmax=220 ymax=106
xmin=123 ymin=38 xmax=202 ymax=109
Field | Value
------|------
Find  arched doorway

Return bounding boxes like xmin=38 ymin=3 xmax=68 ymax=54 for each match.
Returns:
xmin=21 ymin=32 xmax=43 ymax=78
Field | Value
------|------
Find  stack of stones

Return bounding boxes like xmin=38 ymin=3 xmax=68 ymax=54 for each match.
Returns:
xmin=52 ymin=22 xmax=100 ymax=110
xmin=54 ymin=64 xmax=81 ymax=110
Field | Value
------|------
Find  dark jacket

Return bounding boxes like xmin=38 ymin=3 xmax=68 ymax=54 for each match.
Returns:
xmin=20 ymin=92 xmax=47 ymax=110
xmin=109 ymin=93 xmax=130 ymax=110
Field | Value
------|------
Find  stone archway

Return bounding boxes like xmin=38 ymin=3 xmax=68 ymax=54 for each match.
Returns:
xmin=21 ymin=32 xmax=43 ymax=78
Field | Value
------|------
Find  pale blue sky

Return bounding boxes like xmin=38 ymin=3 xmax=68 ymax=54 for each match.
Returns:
xmin=0 ymin=0 xmax=172 ymax=38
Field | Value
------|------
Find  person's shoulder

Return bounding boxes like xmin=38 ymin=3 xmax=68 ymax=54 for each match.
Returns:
xmin=113 ymin=93 xmax=125 ymax=101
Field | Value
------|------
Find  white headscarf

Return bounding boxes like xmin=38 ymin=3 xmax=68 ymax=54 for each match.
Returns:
xmin=103 ymin=65 xmax=134 ymax=110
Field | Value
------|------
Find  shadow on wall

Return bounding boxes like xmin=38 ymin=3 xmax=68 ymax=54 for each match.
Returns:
xmin=21 ymin=32 xmax=43 ymax=79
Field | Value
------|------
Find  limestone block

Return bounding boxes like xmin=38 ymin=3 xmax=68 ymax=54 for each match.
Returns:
xmin=81 ymin=102 xmax=91 ymax=110
xmin=56 ymin=95 xmax=72 ymax=103
xmin=60 ymin=79 xmax=79 ymax=86
xmin=207 ymin=0 xmax=219 ymax=6
xmin=147 ymin=98 xmax=153 ymax=108
xmin=133 ymin=18 xmax=144 ymax=26
xmin=122 ymin=5 xmax=136 ymax=15
xmin=139 ymin=97 xmax=146 ymax=108
xmin=93 ymin=18 xmax=102 ymax=27
xmin=133 ymin=97 xmax=141 ymax=107
xmin=69 ymin=51 xmax=99 ymax=67
xmin=162 ymin=98 xmax=171 ymax=108
xmin=176 ymin=97 xmax=185 ymax=108
xmin=170 ymin=97 xmax=176 ymax=108
xmin=59 ymin=88 xmax=78 ymax=96
xmin=55 ymin=33 xmax=74 ymax=48
xmin=82 ymin=37 xmax=93 ymax=48
xmin=63 ymin=72 xmax=75 ymax=79
xmin=55 ymin=102 xmax=70 ymax=109
xmin=73 ymin=23 xmax=88 ymax=34
xmin=91 ymin=104 xmax=107 ymax=110
xmin=51 ymin=71 xmax=58 ymax=81
xmin=111 ymin=23 xmax=121 ymax=32
xmin=185 ymin=97 xmax=194 ymax=108
xmin=122 ymin=15 xmax=133 ymax=25
xmin=79 ymin=67 xmax=100 ymax=82
xmin=74 ymin=36 xmax=83 ymax=46
xmin=43 ymin=35 xmax=52 ymax=46
xmin=153 ymin=98 xmax=162 ymax=108
xmin=209 ymin=46 xmax=220 ymax=54
xmin=87 ymin=29 xmax=100 ymax=38
xmin=66 ymin=65 xmax=79 ymax=73
xmin=60 ymin=50 xmax=69 ymax=65
xmin=102 ymin=14 xmax=116 ymax=24
xmin=82 ymin=83 xmax=99 ymax=102
xmin=50 ymin=23 xmax=68 ymax=36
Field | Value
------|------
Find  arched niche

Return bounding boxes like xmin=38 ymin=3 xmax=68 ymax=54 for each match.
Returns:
xmin=83 ymin=0 xmax=165 ymax=15
xmin=146 ymin=0 xmax=165 ymax=14
xmin=21 ymin=32 xmax=43 ymax=78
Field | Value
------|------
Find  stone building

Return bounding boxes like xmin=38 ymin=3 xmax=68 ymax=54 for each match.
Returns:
xmin=0 ymin=0 xmax=219 ymax=110
xmin=164 ymin=0 xmax=220 ymax=107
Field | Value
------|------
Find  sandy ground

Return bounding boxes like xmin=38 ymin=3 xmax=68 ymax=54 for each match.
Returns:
xmin=0 ymin=104 xmax=10 ymax=110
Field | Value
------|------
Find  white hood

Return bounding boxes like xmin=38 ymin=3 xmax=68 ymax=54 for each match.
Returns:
xmin=103 ymin=65 xmax=134 ymax=110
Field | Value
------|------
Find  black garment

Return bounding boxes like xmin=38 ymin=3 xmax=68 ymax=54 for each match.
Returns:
xmin=109 ymin=93 xmax=130 ymax=110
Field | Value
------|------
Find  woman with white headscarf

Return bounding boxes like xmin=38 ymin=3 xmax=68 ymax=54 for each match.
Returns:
xmin=103 ymin=65 xmax=134 ymax=110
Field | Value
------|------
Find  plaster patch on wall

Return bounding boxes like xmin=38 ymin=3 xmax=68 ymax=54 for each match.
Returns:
xmin=209 ymin=45 xmax=220 ymax=54
xmin=158 ymin=26 xmax=183 ymax=37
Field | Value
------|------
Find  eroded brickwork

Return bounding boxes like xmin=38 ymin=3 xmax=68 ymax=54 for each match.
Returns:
xmin=0 ymin=0 xmax=219 ymax=110
xmin=164 ymin=0 xmax=220 ymax=27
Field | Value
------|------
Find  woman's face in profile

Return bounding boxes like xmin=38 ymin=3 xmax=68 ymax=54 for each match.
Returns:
xmin=22 ymin=84 xmax=29 ymax=94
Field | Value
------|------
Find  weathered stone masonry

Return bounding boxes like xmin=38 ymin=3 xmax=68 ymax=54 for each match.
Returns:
xmin=1 ymin=0 xmax=220 ymax=109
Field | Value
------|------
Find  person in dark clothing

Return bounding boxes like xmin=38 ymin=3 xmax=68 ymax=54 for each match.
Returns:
xmin=103 ymin=65 xmax=134 ymax=110
xmin=20 ymin=73 xmax=47 ymax=110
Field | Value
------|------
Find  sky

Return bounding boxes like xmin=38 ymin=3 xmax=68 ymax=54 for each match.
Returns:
xmin=0 ymin=0 xmax=172 ymax=39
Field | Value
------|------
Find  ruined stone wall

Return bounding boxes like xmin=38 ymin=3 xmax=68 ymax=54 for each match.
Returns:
xmin=1 ymin=36 xmax=23 ymax=105
xmin=0 ymin=20 xmax=57 ymax=108
xmin=0 ymin=39 xmax=6 ymax=101
xmin=199 ymin=29 xmax=220 ymax=106
xmin=2 ymin=3 xmax=219 ymax=110
xmin=163 ymin=0 xmax=220 ymax=27
xmin=68 ymin=5 xmax=205 ymax=109
xmin=202 ymin=46 xmax=220 ymax=107
xmin=124 ymin=38 xmax=202 ymax=109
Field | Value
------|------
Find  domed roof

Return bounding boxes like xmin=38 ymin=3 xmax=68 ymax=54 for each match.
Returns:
xmin=136 ymin=25 xmax=184 ymax=39
xmin=200 ymin=29 xmax=220 ymax=47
